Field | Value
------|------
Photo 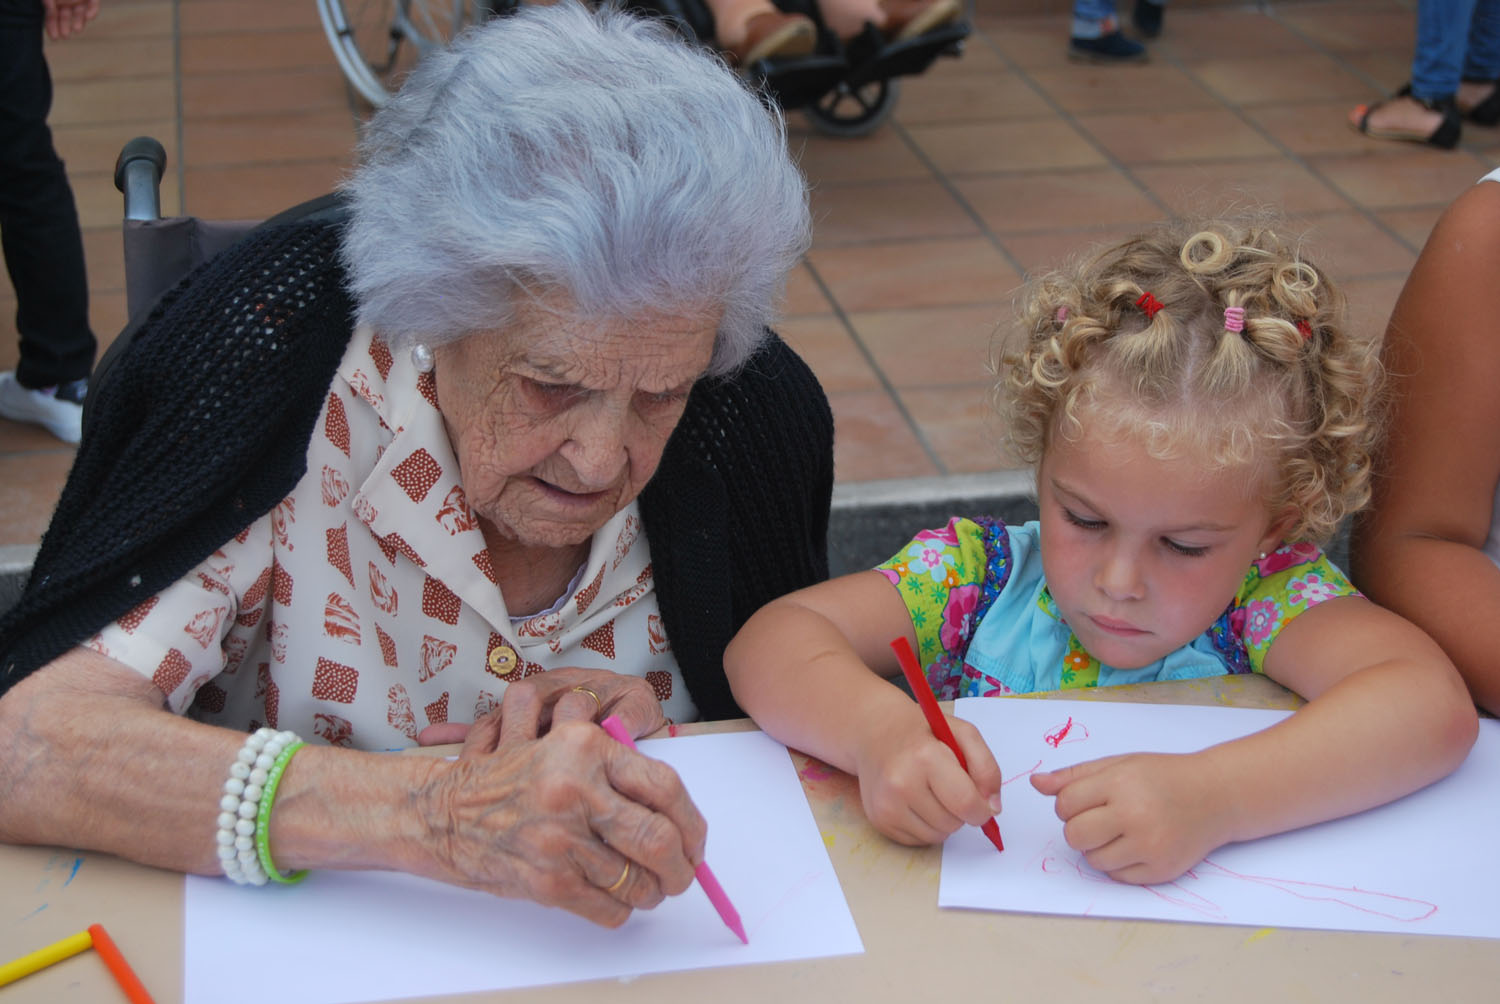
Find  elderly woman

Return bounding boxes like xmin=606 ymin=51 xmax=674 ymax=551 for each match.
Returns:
xmin=0 ymin=1 xmax=829 ymax=928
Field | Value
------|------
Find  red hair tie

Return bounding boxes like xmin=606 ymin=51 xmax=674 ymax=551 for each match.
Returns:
xmin=1296 ymin=319 xmax=1314 ymax=341
xmin=1135 ymin=291 xmax=1164 ymax=319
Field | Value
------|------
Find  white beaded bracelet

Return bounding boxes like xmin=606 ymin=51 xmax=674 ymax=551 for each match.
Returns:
xmin=215 ymin=728 xmax=300 ymax=885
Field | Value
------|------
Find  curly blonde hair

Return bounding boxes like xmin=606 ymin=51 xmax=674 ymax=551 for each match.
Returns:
xmin=998 ymin=216 xmax=1384 ymax=544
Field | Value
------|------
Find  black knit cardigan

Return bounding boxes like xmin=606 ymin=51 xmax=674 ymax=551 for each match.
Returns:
xmin=0 ymin=217 xmax=835 ymax=722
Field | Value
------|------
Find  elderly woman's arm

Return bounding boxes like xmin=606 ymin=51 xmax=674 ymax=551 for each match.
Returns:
xmin=1349 ymin=180 xmax=1500 ymax=715
xmin=0 ymin=649 xmax=706 ymax=926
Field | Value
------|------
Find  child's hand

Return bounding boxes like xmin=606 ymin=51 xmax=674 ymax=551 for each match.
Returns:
xmin=854 ymin=713 xmax=1003 ymax=846
xmin=1030 ymin=752 xmax=1233 ymax=884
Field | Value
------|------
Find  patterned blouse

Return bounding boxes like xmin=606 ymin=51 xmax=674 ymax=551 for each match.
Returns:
xmin=877 ymin=517 xmax=1357 ymax=700
xmin=85 ymin=326 xmax=696 ymax=748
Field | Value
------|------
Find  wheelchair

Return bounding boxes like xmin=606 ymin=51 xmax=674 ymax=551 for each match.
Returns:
xmin=92 ymin=138 xmax=348 ymax=436
xmin=315 ymin=0 xmax=969 ymax=138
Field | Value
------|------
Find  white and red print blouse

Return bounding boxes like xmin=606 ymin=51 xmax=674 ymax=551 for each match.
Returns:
xmin=85 ymin=326 xmax=695 ymax=748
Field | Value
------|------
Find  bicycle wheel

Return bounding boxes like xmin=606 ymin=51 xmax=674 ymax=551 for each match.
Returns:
xmin=317 ymin=0 xmax=478 ymax=108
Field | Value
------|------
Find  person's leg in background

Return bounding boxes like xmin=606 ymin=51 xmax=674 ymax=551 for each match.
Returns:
xmin=1349 ymin=0 xmax=1472 ymax=148
xmin=1458 ymin=0 xmax=1500 ymax=122
xmin=1070 ymin=0 xmax=1146 ymax=63
xmin=1132 ymin=0 xmax=1164 ymax=39
xmin=815 ymin=0 xmax=961 ymax=43
xmin=0 ymin=0 xmax=97 ymax=444
xmin=703 ymin=0 xmax=817 ymax=64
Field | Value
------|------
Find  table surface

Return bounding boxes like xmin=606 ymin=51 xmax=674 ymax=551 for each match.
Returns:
xmin=4 ymin=675 xmax=1497 ymax=1003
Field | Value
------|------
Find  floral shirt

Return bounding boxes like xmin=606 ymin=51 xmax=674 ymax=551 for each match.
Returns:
xmin=876 ymin=517 xmax=1357 ymax=700
xmin=85 ymin=326 xmax=696 ymax=748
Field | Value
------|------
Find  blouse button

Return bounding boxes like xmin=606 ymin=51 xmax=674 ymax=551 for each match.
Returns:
xmin=488 ymin=645 xmax=517 ymax=676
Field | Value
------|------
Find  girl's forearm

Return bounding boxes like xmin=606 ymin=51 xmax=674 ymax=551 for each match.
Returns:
xmin=726 ymin=600 xmax=919 ymax=773
xmin=1204 ymin=659 xmax=1477 ymax=845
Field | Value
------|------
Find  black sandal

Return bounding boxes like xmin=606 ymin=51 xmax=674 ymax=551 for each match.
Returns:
xmin=1351 ymin=85 xmax=1462 ymax=150
xmin=1463 ymin=75 xmax=1500 ymax=126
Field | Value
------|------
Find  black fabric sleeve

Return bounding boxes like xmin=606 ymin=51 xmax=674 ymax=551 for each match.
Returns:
xmin=641 ymin=333 xmax=835 ymax=721
xmin=0 ymin=220 xmax=356 ymax=694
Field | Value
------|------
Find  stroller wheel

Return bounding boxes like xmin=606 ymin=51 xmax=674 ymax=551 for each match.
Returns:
xmin=804 ymin=77 xmax=898 ymax=137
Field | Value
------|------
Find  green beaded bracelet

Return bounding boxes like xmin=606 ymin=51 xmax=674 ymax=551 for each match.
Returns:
xmin=255 ymin=740 xmax=309 ymax=885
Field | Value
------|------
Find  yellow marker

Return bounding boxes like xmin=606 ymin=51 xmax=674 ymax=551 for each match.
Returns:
xmin=0 ymin=928 xmax=93 ymax=987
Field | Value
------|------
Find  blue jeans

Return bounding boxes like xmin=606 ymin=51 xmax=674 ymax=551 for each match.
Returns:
xmin=1072 ymin=0 xmax=1163 ymax=40
xmin=1412 ymin=0 xmax=1500 ymax=100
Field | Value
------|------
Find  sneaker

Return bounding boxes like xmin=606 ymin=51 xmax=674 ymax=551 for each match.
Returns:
xmin=0 ymin=371 xmax=87 ymax=444
xmin=1069 ymin=30 xmax=1148 ymax=63
xmin=1133 ymin=0 xmax=1164 ymax=39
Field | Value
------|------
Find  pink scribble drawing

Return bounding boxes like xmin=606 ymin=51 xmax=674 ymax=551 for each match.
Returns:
xmin=1003 ymin=759 xmax=1045 ymax=786
xmin=1192 ymin=858 xmax=1438 ymax=923
xmin=748 ymin=869 xmax=825 ymax=934
xmin=799 ymin=758 xmax=837 ymax=782
xmin=1034 ymin=840 xmax=1437 ymax=923
xmin=1044 ymin=717 xmax=1089 ymax=747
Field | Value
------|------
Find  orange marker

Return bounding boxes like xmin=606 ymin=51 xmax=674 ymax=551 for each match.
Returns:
xmin=86 ymin=924 xmax=156 ymax=1004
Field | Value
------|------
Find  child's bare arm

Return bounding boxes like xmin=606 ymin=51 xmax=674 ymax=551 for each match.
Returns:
xmin=1034 ymin=596 xmax=1477 ymax=884
xmin=724 ymin=571 xmax=1002 ymax=843
xmin=1220 ymin=595 xmax=1476 ymax=836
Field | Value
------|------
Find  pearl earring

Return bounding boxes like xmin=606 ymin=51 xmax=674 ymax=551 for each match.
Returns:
xmin=410 ymin=343 xmax=434 ymax=374
xmin=1258 ymin=552 xmax=1267 ymax=560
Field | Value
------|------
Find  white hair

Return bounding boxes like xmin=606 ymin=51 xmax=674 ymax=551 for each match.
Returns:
xmin=339 ymin=0 xmax=811 ymax=375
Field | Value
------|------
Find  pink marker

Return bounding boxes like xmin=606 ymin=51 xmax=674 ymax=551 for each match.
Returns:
xmin=598 ymin=714 xmax=749 ymax=944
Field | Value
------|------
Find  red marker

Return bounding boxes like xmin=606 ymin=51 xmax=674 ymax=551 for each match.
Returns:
xmin=599 ymin=715 xmax=749 ymax=944
xmin=890 ymin=637 xmax=1005 ymax=853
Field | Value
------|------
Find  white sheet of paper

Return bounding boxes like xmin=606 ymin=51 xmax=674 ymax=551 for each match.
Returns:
xmin=941 ymin=697 xmax=1500 ymax=939
xmin=185 ymin=731 xmax=862 ymax=1003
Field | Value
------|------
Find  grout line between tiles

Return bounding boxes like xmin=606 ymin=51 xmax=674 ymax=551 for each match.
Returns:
xmin=1195 ymin=0 xmax=1484 ymax=257
xmin=959 ymin=21 xmax=1178 ymax=223
xmin=798 ymin=261 xmax=951 ymax=476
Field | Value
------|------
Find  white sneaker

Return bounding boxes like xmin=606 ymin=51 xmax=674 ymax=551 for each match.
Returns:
xmin=0 ymin=371 xmax=86 ymax=444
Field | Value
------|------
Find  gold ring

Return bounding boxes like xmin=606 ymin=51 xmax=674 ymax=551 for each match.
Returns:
xmin=571 ymin=686 xmax=602 ymax=714
xmin=604 ymin=859 xmax=631 ymax=894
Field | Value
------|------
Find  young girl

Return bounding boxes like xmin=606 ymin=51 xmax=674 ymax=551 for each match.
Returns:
xmin=725 ymin=217 xmax=1478 ymax=886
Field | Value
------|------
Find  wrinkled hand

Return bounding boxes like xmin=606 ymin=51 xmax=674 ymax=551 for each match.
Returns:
xmin=43 ymin=0 xmax=100 ymax=40
xmin=1031 ymin=752 xmax=1230 ymax=885
xmin=412 ymin=690 xmax=706 ymax=928
xmin=417 ymin=667 xmax=666 ymax=748
xmin=853 ymin=710 xmax=1002 ymax=845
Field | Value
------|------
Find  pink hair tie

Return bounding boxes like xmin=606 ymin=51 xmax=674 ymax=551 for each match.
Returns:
xmin=1223 ymin=306 xmax=1245 ymax=334
xmin=1055 ymin=306 xmax=1069 ymax=324
xmin=1135 ymin=292 xmax=1164 ymax=319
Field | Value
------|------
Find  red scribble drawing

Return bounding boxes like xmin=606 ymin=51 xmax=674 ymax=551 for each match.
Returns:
xmin=1044 ymin=717 xmax=1089 ymax=747
xmin=1045 ymin=717 xmax=1074 ymax=746
xmin=1034 ymin=840 xmax=1437 ymax=923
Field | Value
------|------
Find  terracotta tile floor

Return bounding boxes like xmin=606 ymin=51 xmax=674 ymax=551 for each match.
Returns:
xmin=1 ymin=0 xmax=1492 ymax=552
